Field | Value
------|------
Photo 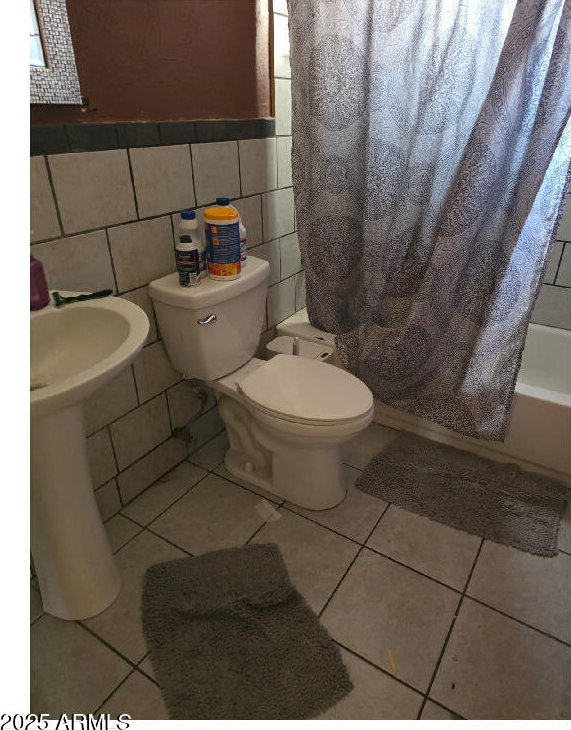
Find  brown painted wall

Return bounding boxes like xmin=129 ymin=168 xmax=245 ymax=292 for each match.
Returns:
xmin=31 ymin=0 xmax=271 ymax=125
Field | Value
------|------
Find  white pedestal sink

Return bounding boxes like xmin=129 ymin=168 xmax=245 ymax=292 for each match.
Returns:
xmin=31 ymin=293 xmax=149 ymax=620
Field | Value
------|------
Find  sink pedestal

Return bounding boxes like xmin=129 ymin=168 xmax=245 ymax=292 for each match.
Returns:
xmin=31 ymin=405 xmax=121 ymax=620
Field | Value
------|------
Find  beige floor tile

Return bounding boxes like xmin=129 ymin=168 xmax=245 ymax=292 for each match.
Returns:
xmin=105 ymin=514 xmax=142 ymax=553
xmin=251 ymin=510 xmax=359 ymax=613
xmin=342 ymin=422 xmax=399 ymax=470
xmin=149 ymin=474 xmax=266 ymax=555
xmin=138 ymin=655 xmax=155 ymax=681
xmin=318 ymin=648 xmax=422 ymax=719
xmin=121 ymin=461 xmax=207 ymax=525
xmin=431 ymin=598 xmax=571 ymax=719
xmin=286 ymin=465 xmax=387 ymax=543
xmin=467 ymin=542 xmax=571 ymax=642
xmin=189 ymin=432 xmax=229 ymax=471
xmin=367 ymin=506 xmax=480 ymax=590
xmin=214 ymin=462 xmax=285 ymax=504
xmin=100 ymin=670 xmax=167 ymax=720
xmin=83 ymin=531 xmax=186 ymax=662
xmin=31 ymin=586 xmax=43 ymax=623
xmin=559 ymin=498 xmax=571 ymax=553
xmin=31 ymin=614 xmax=131 ymax=715
xmin=420 ymin=700 xmax=462 ymax=719
xmin=321 ymin=549 xmax=459 ymax=692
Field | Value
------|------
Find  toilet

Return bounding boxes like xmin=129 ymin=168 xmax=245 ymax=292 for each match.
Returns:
xmin=149 ymin=256 xmax=373 ymax=509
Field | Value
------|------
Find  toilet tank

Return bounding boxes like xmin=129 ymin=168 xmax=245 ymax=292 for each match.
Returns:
xmin=149 ymin=256 xmax=269 ymax=381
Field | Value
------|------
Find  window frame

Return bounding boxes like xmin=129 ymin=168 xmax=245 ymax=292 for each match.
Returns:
xmin=30 ymin=0 xmax=81 ymax=105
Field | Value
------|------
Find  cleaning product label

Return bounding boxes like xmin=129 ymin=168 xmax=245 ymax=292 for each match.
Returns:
xmin=205 ymin=220 xmax=241 ymax=278
xmin=176 ymin=239 xmax=200 ymax=287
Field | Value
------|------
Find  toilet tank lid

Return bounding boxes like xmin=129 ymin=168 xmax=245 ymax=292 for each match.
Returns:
xmin=149 ymin=256 xmax=269 ymax=310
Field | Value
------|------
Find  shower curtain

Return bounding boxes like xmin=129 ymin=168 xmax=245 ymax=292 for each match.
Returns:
xmin=289 ymin=0 xmax=571 ymax=440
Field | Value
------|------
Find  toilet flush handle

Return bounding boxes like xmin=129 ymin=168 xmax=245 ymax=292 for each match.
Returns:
xmin=197 ymin=313 xmax=217 ymax=325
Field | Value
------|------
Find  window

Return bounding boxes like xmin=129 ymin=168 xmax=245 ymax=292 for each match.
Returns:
xmin=30 ymin=0 xmax=81 ymax=104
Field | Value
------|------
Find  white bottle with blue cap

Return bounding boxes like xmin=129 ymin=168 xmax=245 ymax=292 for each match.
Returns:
xmin=176 ymin=210 xmax=202 ymax=287
xmin=216 ymin=197 xmax=247 ymax=268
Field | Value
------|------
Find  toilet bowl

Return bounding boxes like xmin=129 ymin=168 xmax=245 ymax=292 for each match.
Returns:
xmin=149 ymin=256 xmax=373 ymax=509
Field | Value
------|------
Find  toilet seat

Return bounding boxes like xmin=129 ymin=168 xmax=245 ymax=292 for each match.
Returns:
xmin=237 ymin=354 xmax=373 ymax=426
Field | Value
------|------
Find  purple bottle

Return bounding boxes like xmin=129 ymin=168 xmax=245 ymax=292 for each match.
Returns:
xmin=30 ymin=256 xmax=50 ymax=310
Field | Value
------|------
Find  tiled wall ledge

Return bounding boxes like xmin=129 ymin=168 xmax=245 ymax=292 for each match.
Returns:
xmin=30 ymin=118 xmax=276 ymax=155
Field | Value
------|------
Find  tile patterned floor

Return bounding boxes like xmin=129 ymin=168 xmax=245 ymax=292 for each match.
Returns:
xmin=30 ymin=423 xmax=571 ymax=720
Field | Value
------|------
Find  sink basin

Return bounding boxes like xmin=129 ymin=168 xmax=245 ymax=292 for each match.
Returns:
xmin=31 ymin=294 xmax=149 ymax=418
xmin=30 ymin=293 xmax=149 ymax=620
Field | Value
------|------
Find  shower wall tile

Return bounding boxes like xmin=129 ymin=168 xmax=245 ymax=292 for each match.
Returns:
xmin=95 ymin=479 xmax=122 ymax=522
xmin=108 ymin=216 xmax=175 ymax=292
xmin=234 ymin=195 xmax=263 ymax=246
xmin=274 ymin=12 xmax=291 ymax=79
xmin=130 ymin=144 xmax=195 ymax=218
xmin=555 ymin=195 xmax=571 ymax=241
xmin=30 ymin=156 xmax=61 ymax=242
xmin=117 ymin=437 xmax=187 ymax=504
xmin=191 ymin=141 xmax=240 ymax=205
xmin=109 ymin=394 xmax=171 ymax=471
xmin=32 ymin=230 xmax=116 ymax=294
xmin=86 ymin=428 xmax=117 ymax=489
xmin=276 ymin=136 xmax=293 ymax=189
xmin=530 ymin=284 xmax=571 ymax=329
xmin=555 ymin=242 xmax=571 ymax=287
xmin=132 ymin=341 xmax=181 ymax=403
xmin=280 ymin=231 xmax=302 ymax=279
xmin=295 ymin=270 xmax=306 ymax=311
xmin=120 ymin=286 xmax=157 ymax=344
xmin=262 ymin=187 xmax=295 ymax=240
xmin=543 ymin=240 xmax=564 ymax=284
xmin=250 ymin=239 xmax=281 ymax=285
xmin=267 ymin=275 xmax=296 ymax=327
xmin=84 ymin=367 xmax=139 ymax=436
xmin=48 ymin=150 xmax=136 ymax=234
xmin=239 ymin=138 xmax=277 ymax=196
xmin=275 ymin=79 xmax=292 ymax=136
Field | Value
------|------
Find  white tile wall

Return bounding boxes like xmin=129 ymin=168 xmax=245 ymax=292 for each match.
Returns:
xmin=33 ymin=230 xmax=116 ymax=294
xmin=263 ymin=187 xmax=295 ymax=240
xmin=267 ymin=275 xmax=296 ymax=326
xmin=95 ymin=479 xmax=122 ymax=522
xmin=83 ymin=367 xmax=139 ymax=436
xmin=110 ymin=395 xmax=171 ymax=471
xmin=251 ymin=239 xmax=281 ymax=285
xmin=166 ymin=381 xmax=216 ymax=430
xmin=49 ymin=150 xmax=136 ymax=234
xmin=275 ymin=79 xmax=292 ymax=136
xmin=120 ymin=287 xmax=158 ymax=344
xmin=239 ymin=138 xmax=277 ymax=196
xmin=542 ymin=240 xmax=563 ymax=284
xmin=86 ymin=428 xmax=117 ymax=489
xmin=234 ymin=195 xmax=263 ymax=246
xmin=191 ymin=141 xmax=241 ymax=205
xmin=117 ymin=437 xmax=187 ymax=504
xmin=280 ymin=231 xmax=302 ymax=278
xmin=130 ymin=145 xmax=195 ymax=218
xmin=555 ymin=195 xmax=571 ymax=241
xmin=31 ymin=156 xmax=61 ymax=242
xmin=276 ymin=136 xmax=293 ymax=189
xmin=556 ymin=241 xmax=571 ymax=286
xmin=132 ymin=341 xmax=181 ymax=403
xmin=273 ymin=12 xmax=291 ymax=79
xmin=108 ymin=216 xmax=175 ymax=292
xmin=273 ymin=0 xmax=288 ymax=15
xmin=531 ymin=285 xmax=571 ymax=329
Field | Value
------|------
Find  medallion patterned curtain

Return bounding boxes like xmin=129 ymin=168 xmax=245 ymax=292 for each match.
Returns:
xmin=289 ymin=0 xmax=571 ymax=440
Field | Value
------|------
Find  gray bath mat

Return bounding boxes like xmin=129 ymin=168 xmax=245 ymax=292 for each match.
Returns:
xmin=142 ymin=543 xmax=352 ymax=719
xmin=357 ymin=433 xmax=568 ymax=557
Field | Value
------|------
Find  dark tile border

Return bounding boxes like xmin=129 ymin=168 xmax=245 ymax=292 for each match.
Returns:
xmin=31 ymin=118 xmax=275 ymax=155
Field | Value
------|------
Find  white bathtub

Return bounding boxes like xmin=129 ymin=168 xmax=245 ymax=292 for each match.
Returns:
xmin=277 ymin=310 xmax=571 ymax=483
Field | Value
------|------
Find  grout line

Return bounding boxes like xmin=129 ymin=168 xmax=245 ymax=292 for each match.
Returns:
xmin=42 ymin=155 xmax=65 ymax=238
xmin=317 ymin=503 xmax=390 ymax=619
xmin=188 ymin=143 xmax=198 ymax=209
xmin=93 ymin=667 xmax=138 ymax=715
xmin=77 ymin=620 xmax=140 ymax=670
xmin=332 ymin=639 xmax=428 ymax=703
xmin=126 ymin=148 xmax=140 ymax=220
xmin=416 ymin=537 xmax=485 ymax=719
xmin=552 ymin=241 xmax=566 ymax=285
xmin=237 ymin=139 xmax=243 ymax=198
xmin=103 ymin=227 xmax=120 ymax=294
xmin=143 ymin=525 xmax=196 ymax=557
